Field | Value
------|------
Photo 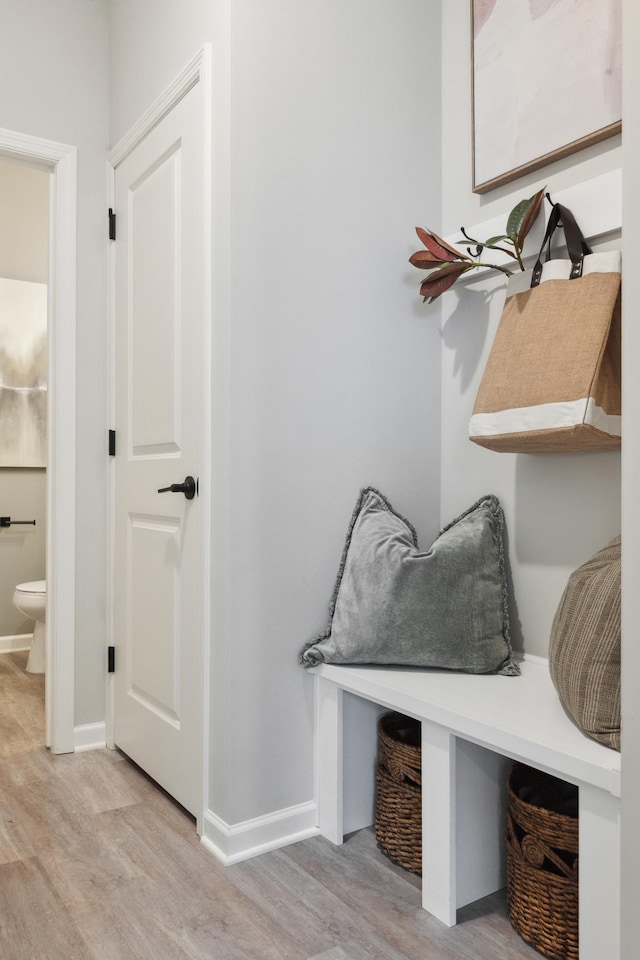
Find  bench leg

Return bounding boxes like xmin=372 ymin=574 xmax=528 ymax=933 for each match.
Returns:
xmin=421 ymin=730 xmax=511 ymax=926
xmin=455 ymin=740 xmax=509 ymax=908
xmin=315 ymin=676 xmax=344 ymax=845
xmin=421 ymin=719 xmax=457 ymax=925
xmin=579 ymin=785 xmax=620 ymax=960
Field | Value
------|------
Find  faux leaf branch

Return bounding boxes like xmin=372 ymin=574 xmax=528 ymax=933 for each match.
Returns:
xmin=410 ymin=186 xmax=546 ymax=303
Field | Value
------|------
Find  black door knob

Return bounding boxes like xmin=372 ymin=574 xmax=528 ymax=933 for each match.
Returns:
xmin=157 ymin=475 xmax=197 ymax=499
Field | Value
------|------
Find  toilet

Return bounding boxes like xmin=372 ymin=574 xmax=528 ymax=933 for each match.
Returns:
xmin=13 ymin=580 xmax=46 ymax=674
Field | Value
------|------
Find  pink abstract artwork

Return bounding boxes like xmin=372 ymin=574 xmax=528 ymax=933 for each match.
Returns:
xmin=472 ymin=0 xmax=621 ymax=192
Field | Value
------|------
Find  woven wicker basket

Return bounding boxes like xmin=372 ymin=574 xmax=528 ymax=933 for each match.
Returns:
xmin=506 ymin=763 xmax=579 ymax=960
xmin=374 ymin=712 xmax=421 ymax=875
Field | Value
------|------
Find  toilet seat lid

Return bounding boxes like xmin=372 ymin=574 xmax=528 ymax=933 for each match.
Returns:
xmin=15 ymin=580 xmax=46 ymax=595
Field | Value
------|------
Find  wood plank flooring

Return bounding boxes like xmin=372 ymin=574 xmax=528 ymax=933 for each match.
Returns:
xmin=0 ymin=652 xmax=538 ymax=959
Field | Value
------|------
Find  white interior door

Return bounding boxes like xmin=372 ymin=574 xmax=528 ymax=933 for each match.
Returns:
xmin=113 ymin=83 xmax=203 ymax=816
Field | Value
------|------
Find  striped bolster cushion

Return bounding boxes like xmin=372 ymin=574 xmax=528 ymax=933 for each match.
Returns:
xmin=549 ymin=536 xmax=621 ymax=751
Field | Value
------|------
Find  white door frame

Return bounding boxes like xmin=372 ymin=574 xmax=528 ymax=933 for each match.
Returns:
xmin=106 ymin=46 xmax=212 ymax=835
xmin=0 ymin=127 xmax=77 ymax=754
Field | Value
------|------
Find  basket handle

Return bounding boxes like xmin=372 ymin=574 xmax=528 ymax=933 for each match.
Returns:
xmin=385 ymin=757 xmax=421 ymax=786
xmin=506 ymin=812 xmax=578 ymax=881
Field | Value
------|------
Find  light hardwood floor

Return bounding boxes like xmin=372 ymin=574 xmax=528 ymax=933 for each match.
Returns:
xmin=0 ymin=651 xmax=537 ymax=960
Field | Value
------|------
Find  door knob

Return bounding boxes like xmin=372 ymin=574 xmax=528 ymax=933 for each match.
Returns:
xmin=157 ymin=475 xmax=197 ymax=500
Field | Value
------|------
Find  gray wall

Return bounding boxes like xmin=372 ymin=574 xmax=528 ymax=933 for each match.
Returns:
xmin=0 ymin=159 xmax=48 ymax=636
xmin=110 ymin=0 xmax=443 ymax=826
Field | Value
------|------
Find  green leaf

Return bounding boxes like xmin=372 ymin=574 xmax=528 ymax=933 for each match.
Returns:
xmin=484 ymin=234 xmax=510 ymax=246
xmin=506 ymin=198 xmax=532 ymax=240
xmin=506 ymin=186 xmax=546 ymax=248
xmin=516 ymin=185 xmax=546 ymax=249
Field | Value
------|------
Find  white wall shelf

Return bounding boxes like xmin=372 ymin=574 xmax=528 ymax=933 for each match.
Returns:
xmin=443 ymin=169 xmax=622 ymax=282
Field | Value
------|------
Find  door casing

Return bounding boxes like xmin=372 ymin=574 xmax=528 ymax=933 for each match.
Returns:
xmin=106 ymin=46 xmax=212 ymax=835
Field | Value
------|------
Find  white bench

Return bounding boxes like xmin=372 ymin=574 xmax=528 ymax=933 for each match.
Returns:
xmin=311 ymin=657 xmax=621 ymax=960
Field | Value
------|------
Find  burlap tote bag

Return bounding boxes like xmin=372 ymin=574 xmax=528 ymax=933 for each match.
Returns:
xmin=469 ymin=203 xmax=621 ymax=454
xmin=549 ymin=536 xmax=621 ymax=751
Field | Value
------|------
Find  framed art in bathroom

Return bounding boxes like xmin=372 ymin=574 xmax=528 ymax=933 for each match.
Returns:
xmin=0 ymin=278 xmax=47 ymax=468
xmin=471 ymin=0 xmax=622 ymax=194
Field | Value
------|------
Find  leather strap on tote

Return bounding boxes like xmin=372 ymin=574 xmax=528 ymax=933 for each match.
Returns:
xmin=531 ymin=202 xmax=592 ymax=287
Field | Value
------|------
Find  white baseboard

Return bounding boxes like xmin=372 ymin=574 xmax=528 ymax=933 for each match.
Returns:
xmin=201 ymin=800 xmax=319 ymax=865
xmin=0 ymin=633 xmax=32 ymax=654
xmin=518 ymin=652 xmax=549 ymax=667
xmin=74 ymin=721 xmax=107 ymax=752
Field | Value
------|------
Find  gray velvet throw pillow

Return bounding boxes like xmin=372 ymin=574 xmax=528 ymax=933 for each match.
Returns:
xmin=299 ymin=488 xmax=519 ymax=676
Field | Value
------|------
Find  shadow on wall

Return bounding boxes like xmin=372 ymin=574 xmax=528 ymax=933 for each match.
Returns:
xmin=498 ymin=452 xmax=622 ymax=657
xmin=440 ymin=275 xmax=622 ymax=572
xmin=437 ymin=272 xmax=621 ymax=658
xmin=439 ymin=280 xmax=506 ymax=394
xmin=514 ymin=451 xmax=621 ymax=567
xmin=500 ymin=521 xmax=524 ymax=655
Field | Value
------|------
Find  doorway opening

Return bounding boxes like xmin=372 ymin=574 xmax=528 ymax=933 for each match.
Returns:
xmin=0 ymin=156 xmax=49 ymax=738
xmin=0 ymin=128 xmax=77 ymax=754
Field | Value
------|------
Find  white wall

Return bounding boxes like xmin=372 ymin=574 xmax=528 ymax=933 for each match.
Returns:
xmin=0 ymin=0 xmax=110 ymax=723
xmin=441 ymin=10 xmax=639 ymax=952
xmin=441 ymin=5 xmax=622 ymax=235
xmin=110 ymin=0 xmax=442 ymax=827
xmin=0 ymin=159 xmax=48 ymax=637
xmin=439 ymin=4 xmax=622 ymax=657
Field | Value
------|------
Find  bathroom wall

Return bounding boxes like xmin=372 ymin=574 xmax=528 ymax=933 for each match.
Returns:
xmin=0 ymin=158 xmax=48 ymax=640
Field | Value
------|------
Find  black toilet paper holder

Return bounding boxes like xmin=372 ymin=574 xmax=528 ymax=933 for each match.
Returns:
xmin=0 ymin=517 xmax=36 ymax=527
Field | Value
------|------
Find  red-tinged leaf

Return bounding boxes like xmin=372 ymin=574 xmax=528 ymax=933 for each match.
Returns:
xmin=415 ymin=226 xmax=436 ymax=248
xmin=517 ymin=185 xmax=546 ymax=248
xmin=429 ymin=229 xmax=468 ymax=260
xmin=415 ymin=226 xmax=457 ymax=262
xmin=409 ymin=249 xmax=447 ymax=269
xmin=419 ymin=261 xmax=469 ymax=302
xmin=483 ymin=243 xmax=518 ymax=260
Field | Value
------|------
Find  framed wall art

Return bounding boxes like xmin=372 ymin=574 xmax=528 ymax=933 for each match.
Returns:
xmin=472 ymin=0 xmax=621 ymax=194
xmin=0 ymin=278 xmax=47 ymax=468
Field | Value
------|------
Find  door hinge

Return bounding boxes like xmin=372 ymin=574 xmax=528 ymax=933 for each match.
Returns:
xmin=108 ymin=429 xmax=116 ymax=456
xmin=108 ymin=646 xmax=115 ymax=673
xmin=108 ymin=208 xmax=116 ymax=241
